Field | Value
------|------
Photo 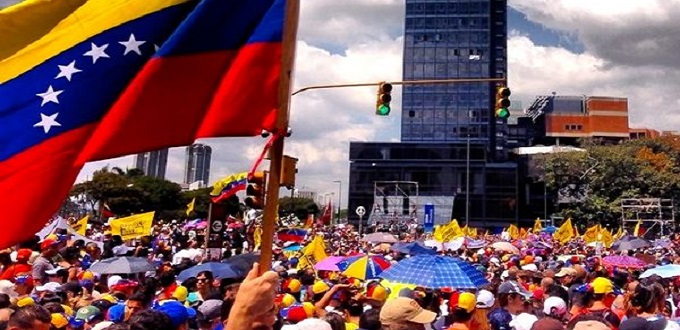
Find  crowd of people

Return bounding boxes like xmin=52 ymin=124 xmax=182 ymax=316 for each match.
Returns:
xmin=0 ymin=217 xmax=678 ymax=330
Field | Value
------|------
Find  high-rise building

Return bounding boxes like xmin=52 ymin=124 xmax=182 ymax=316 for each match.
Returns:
xmin=401 ymin=0 xmax=508 ymax=159
xmin=347 ymin=0 xmax=518 ymax=229
xmin=184 ymin=143 xmax=212 ymax=186
xmin=134 ymin=148 xmax=168 ymax=179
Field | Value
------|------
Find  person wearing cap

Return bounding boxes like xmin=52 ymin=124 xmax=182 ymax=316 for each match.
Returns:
xmin=443 ymin=292 xmax=477 ymax=330
xmin=197 ymin=299 xmax=222 ymax=330
xmin=489 ymin=281 xmax=531 ymax=330
xmin=569 ymin=277 xmax=621 ymax=328
xmin=0 ymin=249 xmax=33 ymax=281
xmin=543 ymin=296 xmax=568 ymax=323
xmin=472 ymin=290 xmax=494 ymax=330
xmin=74 ymin=306 xmax=104 ymax=330
xmin=155 ymin=300 xmax=196 ymax=330
xmin=379 ymin=297 xmax=437 ymax=330
xmin=33 ymin=239 xmax=59 ymax=286
xmin=554 ymin=267 xmax=577 ymax=290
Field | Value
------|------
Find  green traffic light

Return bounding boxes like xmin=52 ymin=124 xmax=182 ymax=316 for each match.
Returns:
xmin=496 ymin=108 xmax=509 ymax=119
xmin=377 ymin=104 xmax=390 ymax=116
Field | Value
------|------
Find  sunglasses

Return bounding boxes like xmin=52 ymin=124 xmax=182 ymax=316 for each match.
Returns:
xmin=197 ymin=278 xmax=209 ymax=283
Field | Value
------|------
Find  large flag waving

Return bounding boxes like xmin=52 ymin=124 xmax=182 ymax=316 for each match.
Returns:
xmin=0 ymin=0 xmax=288 ymax=248
xmin=553 ymin=218 xmax=574 ymax=244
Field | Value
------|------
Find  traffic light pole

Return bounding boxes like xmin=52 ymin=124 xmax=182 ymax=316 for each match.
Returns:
xmin=258 ymin=0 xmax=299 ymax=275
xmin=292 ymin=77 xmax=507 ymax=95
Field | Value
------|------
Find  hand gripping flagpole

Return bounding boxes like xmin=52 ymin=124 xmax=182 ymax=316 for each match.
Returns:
xmin=258 ymin=0 xmax=299 ymax=275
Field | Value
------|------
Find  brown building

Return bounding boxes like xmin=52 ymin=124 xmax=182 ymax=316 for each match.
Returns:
xmin=524 ymin=95 xmax=630 ymax=145
xmin=630 ymin=128 xmax=661 ymax=140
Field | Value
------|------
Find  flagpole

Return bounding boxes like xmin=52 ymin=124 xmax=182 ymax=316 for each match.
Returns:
xmin=258 ymin=0 xmax=299 ymax=275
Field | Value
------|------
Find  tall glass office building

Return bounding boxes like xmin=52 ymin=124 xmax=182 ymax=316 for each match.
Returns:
xmin=401 ymin=0 xmax=507 ymax=159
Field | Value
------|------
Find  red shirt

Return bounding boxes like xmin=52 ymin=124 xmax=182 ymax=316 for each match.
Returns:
xmin=0 ymin=263 xmax=32 ymax=281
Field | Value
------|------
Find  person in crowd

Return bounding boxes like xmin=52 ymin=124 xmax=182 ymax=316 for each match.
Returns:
xmin=379 ymin=297 xmax=437 ymax=330
xmin=7 ymin=305 xmax=52 ymax=330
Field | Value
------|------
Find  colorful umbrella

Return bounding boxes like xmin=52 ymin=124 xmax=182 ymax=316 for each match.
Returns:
xmin=361 ymin=232 xmax=397 ymax=243
xmin=640 ymin=264 xmax=680 ymax=279
xmin=602 ymin=255 xmax=646 ymax=269
xmin=379 ymin=255 xmax=489 ymax=289
xmin=89 ymin=257 xmax=156 ymax=274
xmin=314 ymin=256 xmax=345 ymax=272
xmin=391 ymin=242 xmax=436 ymax=255
xmin=277 ymin=228 xmax=307 ymax=242
xmin=611 ymin=236 xmax=652 ymax=251
xmin=337 ymin=255 xmax=391 ymax=280
xmin=491 ymin=241 xmax=519 ymax=254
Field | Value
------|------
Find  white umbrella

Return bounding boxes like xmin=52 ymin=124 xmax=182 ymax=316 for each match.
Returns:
xmin=443 ymin=237 xmax=465 ymax=251
xmin=424 ymin=240 xmax=443 ymax=252
xmin=491 ymin=242 xmax=520 ymax=254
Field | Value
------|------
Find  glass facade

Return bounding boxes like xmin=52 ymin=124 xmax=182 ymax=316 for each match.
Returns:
xmin=401 ymin=0 xmax=507 ymax=159
xmin=184 ymin=144 xmax=212 ymax=185
xmin=348 ymin=142 xmax=518 ymax=227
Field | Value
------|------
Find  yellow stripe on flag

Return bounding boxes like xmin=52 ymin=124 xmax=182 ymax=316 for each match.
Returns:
xmin=0 ymin=0 xmax=190 ymax=83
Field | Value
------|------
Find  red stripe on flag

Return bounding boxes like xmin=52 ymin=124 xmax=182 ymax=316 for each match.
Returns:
xmin=0 ymin=125 xmax=96 ymax=248
xmin=77 ymin=42 xmax=282 ymax=164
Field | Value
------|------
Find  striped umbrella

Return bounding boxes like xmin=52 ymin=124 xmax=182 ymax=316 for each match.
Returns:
xmin=379 ymin=255 xmax=489 ymax=289
xmin=336 ymin=255 xmax=391 ymax=280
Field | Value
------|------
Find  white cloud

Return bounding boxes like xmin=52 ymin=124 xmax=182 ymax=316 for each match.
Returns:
xmin=77 ymin=0 xmax=680 ymax=209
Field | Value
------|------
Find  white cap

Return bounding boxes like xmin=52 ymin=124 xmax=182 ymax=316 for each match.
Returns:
xmin=521 ymin=263 xmax=538 ymax=272
xmin=509 ymin=313 xmax=538 ymax=330
xmin=108 ymin=275 xmax=123 ymax=289
xmin=112 ymin=245 xmax=132 ymax=256
xmin=36 ymin=282 xmax=61 ymax=293
xmin=0 ymin=280 xmax=18 ymax=298
xmin=91 ymin=321 xmax=114 ymax=330
xmin=476 ymin=289 xmax=495 ymax=309
xmin=292 ymin=319 xmax=332 ymax=330
xmin=489 ymin=257 xmax=500 ymax=266
xmin=543 ymin=296 xmax=567 ymax=316
xmin=45 ymin=266 xmax=66 ymax=275
xmin=500 ymin=270 xmax=510 ymax=280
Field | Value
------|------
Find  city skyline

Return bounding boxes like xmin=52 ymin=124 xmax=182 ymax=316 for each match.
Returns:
xmin=72 ymin=0 xmax=680 ymax=205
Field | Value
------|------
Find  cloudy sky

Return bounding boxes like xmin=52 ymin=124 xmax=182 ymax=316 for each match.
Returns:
xmin=5 ymin=0 xmax=679 ymax=208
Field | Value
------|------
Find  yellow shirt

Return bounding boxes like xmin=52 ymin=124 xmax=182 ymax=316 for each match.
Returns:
xmin=345 ymin=322 xmax=359 ymax=330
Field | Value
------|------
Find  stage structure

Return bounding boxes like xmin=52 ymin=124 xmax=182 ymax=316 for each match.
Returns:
xmin=620 ymin=198 xmax=675 ymax=236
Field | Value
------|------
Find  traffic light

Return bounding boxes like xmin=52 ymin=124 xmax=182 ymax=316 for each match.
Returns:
xmin=375 ymin=82 xmax=393 ymax=116
xmin=245 ymin=172 xmax=266 ymax=209
xmin=495 ymin=86 xmax=511 ymax=119
xmin=280 ymin=155 xmax=298 ymax=189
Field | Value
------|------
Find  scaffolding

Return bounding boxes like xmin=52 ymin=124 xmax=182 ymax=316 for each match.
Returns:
xmin=369 ymin=181 xmax=419 ymax=225
xmin=620 ymin=198 xmax=676 ymax=236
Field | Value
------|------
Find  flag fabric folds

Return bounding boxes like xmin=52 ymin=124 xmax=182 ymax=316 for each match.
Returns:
xmin=582 ymin=225 xmax=601 ymax=244
xmin=210 ymin=172 xmax=249 ymax=203
xmin=507 ymin=224 xmax=519 ymax=240
xmin=0 ymin=0 xmax=287 ymax=248
xmin=633 ymin=220 xmax=642 ymax=237
xmin=186 ymin=198 xmax=195 ymax=216
xmin=553 ymin=218 xmax=574 ymax=244
xmin=533 ymin=218 xmax=543 ymax=233
xmin=297 ymin=235 xmax=327 ymax=270
xmin=72 ymin=215 xmax=89 ymax=236
xmin=109 ymin=212 xmax=154 ymax=241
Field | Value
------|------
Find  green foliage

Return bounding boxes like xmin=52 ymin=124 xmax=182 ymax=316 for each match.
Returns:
xmin=537 ymin=137 xmax=680 ymax=228
xmin=278 ymin=196 xmax=320 ymax=220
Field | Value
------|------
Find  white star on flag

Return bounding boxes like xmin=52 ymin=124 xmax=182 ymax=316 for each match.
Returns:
xmin=84 ymin=42 xmax=110 ymax=63
xmin=33 ymin=113 xmax=62 ymax=134
xmin=119 ymin=34 xmax=146 ymax=56
xmin=55 ymin=60 xmax=82 ymax=81
xmin=36 ymin=85 xmax=63 ymax=106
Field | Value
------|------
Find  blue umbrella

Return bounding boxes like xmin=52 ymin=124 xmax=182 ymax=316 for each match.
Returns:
xmin=391 ymin=242 xmax=436 ymax=255
xmin=379 ymin=255 xmax=489 ymax=289
xmin=177 ymin=262 xmax=240 ymax=281
xmin=640 ymin=264 xmax=680 ymax=279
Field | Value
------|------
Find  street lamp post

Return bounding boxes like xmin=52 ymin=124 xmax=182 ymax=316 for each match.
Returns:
xmin=333 ymin=180 xmax=342 ymax=224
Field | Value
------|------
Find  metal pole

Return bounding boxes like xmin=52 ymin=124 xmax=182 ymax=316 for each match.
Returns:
xmin=544 ymin=181 xmax=548 ymax=220
xmin=359 ymin=214 xmax=364 ymax=235
xmin=466 ymin=133 xmax=470 ymax=227
xmin=292 ymin=78 xmax=507 ymax=96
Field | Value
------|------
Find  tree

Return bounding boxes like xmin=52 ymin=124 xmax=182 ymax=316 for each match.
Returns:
xmin=537 ymin=137 xmax=680 ymax=228
xmin=278 ymin=197 xmax=320 ymax=220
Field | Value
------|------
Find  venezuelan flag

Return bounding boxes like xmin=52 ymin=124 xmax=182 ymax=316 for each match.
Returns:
xmin=0 ymin=0 xmax=289 ymax=248
xmin=210 ymin=172 xmax=249 ymax=203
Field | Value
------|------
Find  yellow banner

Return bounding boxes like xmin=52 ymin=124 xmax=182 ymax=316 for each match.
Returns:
xmin=582 ymin=225 xmax=600 ymax=244
xmin=297 ymin=235 xmax=327 ymax=270
xmin=109 ymin=212 xmax=154 ymax=240
xmin=507 ymin=224 xmax=519 ymax=239
xmin=553 ymin=218 xmax=574 ymax=244
xmin=71 ymin=215 xmax=88 ymax=235
xmin=600 ymin=228 xmax=614 ymax=248
xmin=533 ymin=218 xmax=543 ymax=233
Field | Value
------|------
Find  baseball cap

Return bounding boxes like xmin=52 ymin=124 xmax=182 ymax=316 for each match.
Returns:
xmin=198 ymin=299 xmax=223 ymax=320
xmin=380 ymin=297 xmax=437 ymax=325
xmin=16 ymin=249 xmax=32 ymax=262
xmin=106 ymin=304 xmax=125 ymax=323
xmin=476 ymin=289 xmax=495 ymax=308
xmin=280 ymin=305 xmax=308 ymax=323
xmin=591 ymin=277 xmax=615 ymax=294
xmin=366 ymin=284 xmax=389 ymax=302
xmin=291 ymin=318 xmax=332 ymax=330
xmin=543 ymin=296 xmax=567 ymax=316
xmin=75 ymin=306 xmax=102 ymax=323
xmin=51 ymin=313 xmax=80 ymax=329
xmin=46 ymin=266 xmax=66 ymax=275
xmin=36 ymin=282 xmax=61 ymax=293
xmin=312 ymin=281 xmax=330 ymax=294
xmin=155 ymin=300 xmax=196 ymax=328
xmin=0 ymin=280 xmax=18 ymax=298
xmin=41 ymin=239 xmax=59 ymax=250
xmin=107 ymin=275 xmax=123 ymax=289
xmin=509 ymin=313 xmax=538 ymax=330
xmin=92 ymin=321 xmax=114 ymax=330
xmin=285 ymin=279 xmax=302 ymax=293
xmin=448 ymin=292 xmax=476 ymax=313
xmin=554 ymin=267 xmax=577 ymax=277
xmin=172 ymin=285 xmax=188 ymax=302
xmin=498 ymin=281 xmax=532 ymax=299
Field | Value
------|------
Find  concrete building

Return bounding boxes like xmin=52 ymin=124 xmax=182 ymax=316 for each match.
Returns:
xmin=184 ymin=144 xmax=212 ymax=187
xmin=134 ymin=149 xmax=168 ymax=179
